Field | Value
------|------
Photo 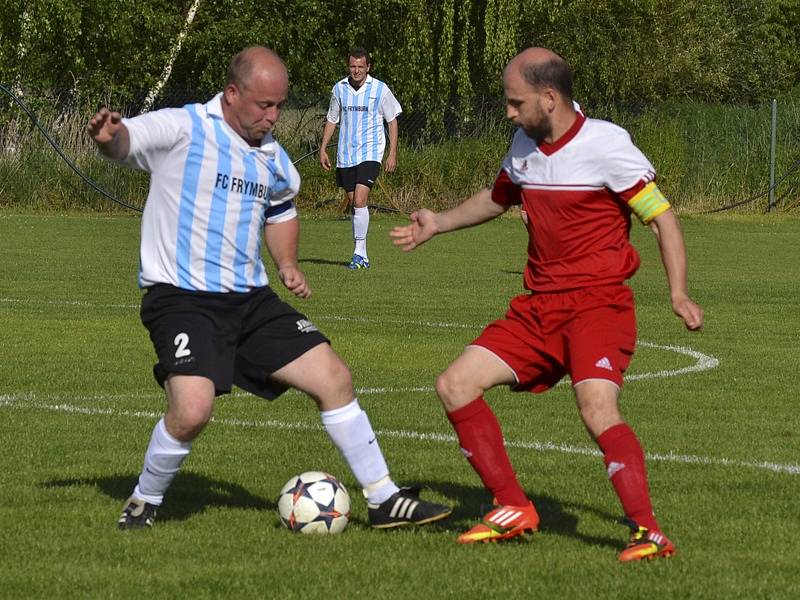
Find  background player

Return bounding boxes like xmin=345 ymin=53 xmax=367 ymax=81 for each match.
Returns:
xmin=86 ymin=46 xmax=450 ymax=531
xmin=319 ymin=47 xmax=401 ymax=269
xmin=391 ymin=47 xmax=703 ymax=561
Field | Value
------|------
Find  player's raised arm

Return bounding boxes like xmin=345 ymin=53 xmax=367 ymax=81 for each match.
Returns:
xmin=648 ymin=209 xmax=704 ymax=330
xmin=86 ymin=108 xmax=130 ymax=160
xmin=389 ymin=187 xmax=506 ymax=252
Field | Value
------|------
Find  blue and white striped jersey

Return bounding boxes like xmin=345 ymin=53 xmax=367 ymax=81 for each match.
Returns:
xmin=120 ymin=93 xmax=300 ymax=293
xmin=326 ymin=75 xmax=402 ymax=168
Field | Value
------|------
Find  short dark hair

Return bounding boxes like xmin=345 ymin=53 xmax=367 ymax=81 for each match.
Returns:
xmin=348 ymin=46 xmax=371 ymax=66
xmin=521 ymin=57 xmax=573 ymax=100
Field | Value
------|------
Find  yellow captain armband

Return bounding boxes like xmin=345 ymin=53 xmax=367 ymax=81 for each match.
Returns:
xmin=627 ymin=182 xmax=671 ymax=224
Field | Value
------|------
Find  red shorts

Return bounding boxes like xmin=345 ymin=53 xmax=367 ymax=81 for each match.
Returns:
xmin=471 ymin=284 xmax=637 ymax=392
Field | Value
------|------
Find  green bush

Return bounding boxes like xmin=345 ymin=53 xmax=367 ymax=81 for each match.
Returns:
xmin=2 ymin=0 xmax=798 ymax=112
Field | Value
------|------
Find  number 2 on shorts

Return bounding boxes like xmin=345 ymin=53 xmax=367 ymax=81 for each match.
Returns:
xmin=173 ymin=333 xmax=191 ymax=358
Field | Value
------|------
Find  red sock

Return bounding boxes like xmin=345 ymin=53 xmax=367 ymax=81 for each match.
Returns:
xmin=596 ymin=423 xmax=660 ymax=531
xmin=446 ymin=397 xmax=529 ymax=506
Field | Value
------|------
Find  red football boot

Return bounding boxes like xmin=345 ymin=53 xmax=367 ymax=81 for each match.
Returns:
xmin=457 ymin=502 xmax=539 ymax=544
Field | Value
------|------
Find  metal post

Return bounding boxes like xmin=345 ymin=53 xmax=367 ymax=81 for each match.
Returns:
xmin=768 ymin=99 xmax=777 ymax=212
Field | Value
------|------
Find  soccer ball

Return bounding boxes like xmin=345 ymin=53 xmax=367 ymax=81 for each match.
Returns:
xmin=277 ymin=471 xmax=351 ymax=534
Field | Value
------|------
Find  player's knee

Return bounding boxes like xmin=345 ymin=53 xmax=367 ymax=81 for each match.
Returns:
xmin=576 ymin=397 xmax=621 ymax=438
xmin=436 ymin=370 xmax=476 ymax=411
xmin=169 ymin=404 xmax=212 ymax=441
xmin=330 ymin=361 xmax=353 ymax=396
xmin=317 ymin=353 xmax=353 ymax=398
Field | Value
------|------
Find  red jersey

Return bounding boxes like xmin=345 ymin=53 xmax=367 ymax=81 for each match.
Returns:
xmin=492 ymin=113 xmax=659 ymax=293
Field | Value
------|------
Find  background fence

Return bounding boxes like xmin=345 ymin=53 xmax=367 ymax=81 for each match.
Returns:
xmin=1 ymin=87 xmax=799 ymax=215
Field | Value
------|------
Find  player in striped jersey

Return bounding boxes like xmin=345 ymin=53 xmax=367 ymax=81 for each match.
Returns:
xmin=319 ymin=47 xmax=402 ymax=269
xmin=391 ymin=48 xmax=703 ymax=560
xmin=87 ymin=46 xmax=450 ymax=531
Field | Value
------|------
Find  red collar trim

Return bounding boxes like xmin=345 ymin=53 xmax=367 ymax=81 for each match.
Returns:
xmin=537 ymin=111 xmax=586 ymax=156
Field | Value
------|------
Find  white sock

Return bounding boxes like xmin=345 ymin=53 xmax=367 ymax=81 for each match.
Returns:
xmin=133 ymin=418 xmax=192 ymax=505
xmin=321 ymin=399 xmax=399 ymax=504
xmin=352 ymin=207 xmax=369 ymax=259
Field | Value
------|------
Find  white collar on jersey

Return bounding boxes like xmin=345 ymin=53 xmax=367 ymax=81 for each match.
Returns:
xmin=342 ymin=74 xmax=373 ymax=93
xmin=204 ymin=92 xmax=278 ymax=154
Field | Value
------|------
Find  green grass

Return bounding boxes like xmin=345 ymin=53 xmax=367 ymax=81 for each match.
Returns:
xmin=1 ymin=211 xmax=799 ymax=598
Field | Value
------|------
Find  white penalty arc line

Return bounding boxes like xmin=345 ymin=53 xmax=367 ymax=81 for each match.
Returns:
xmin=0 ymin=393 xmax=797 ymax=476
xmin=626 ymin=341 xmax=719 ymax=382
xmin=351 ymin=341 xmax=720 ymax=388
xmin=1 ymin=297 xmax=720 ymax=383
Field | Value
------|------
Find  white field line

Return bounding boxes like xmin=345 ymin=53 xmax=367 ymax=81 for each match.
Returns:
xmin=627 ymin=341 xmax=719 ymax=381
xmin=0 ymin=298 xmax=139 ymax=309
xmin=1 ymin=296 xmax=720 ymax=383
xmin=0 ymin=393 xmax=797 ymax=476
xmin=0 ymin=298 xmax=474 ymax=328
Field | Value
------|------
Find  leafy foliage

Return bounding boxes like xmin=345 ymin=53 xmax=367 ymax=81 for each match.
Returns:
xmin=2 ymin=0 xmax=799 ymax=111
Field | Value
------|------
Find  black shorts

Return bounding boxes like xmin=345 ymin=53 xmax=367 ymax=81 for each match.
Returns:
xmin=140 ymin=284 xmax=329 ymax=399
xmin=335 ymin=161 xmax=381 ymax=192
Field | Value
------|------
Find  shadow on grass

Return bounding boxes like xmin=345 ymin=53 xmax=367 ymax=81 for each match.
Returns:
xmin=43 ymin=472 xmax=276 ymax=523
xmin=299 ymin=257 xmax=350 ymax=267
xmin=42 ymin=475 xmax=621 ymax=548
xmin=393 ymin=480 xmax=621 ymax=550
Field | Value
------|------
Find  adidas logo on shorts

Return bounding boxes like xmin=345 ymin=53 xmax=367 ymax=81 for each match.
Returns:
xmin=594 ymin=356 xmax=613 ymax=371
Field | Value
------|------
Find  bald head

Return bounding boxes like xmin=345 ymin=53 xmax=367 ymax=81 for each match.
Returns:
xmin=222 ymin=46 xmax=289 ymax=146
xmin=506 ymin=47 xmax=573 ymax=103
xmin=502 ymin=47 xmax=577 ymax=144
xmin=226 ymin=46 xmax=288 ymax=90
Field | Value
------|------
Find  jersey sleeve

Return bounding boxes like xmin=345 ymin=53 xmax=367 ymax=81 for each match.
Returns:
xmin=265 ymin=145 xmax=300 ymax=224
xmin=602 ymin=126 xmax=669 ymax=224
xmin=325 ymin=87 xmax=341 ymax=124
xmin=491 ymin=168 xmax=522 ymax=206
xmin=603 ymin=127 xmax=656 ymax=193
xmin=490 ymin=133 xmax=526 ymax=206
xmin=618 ymin=181 xmax=671 ymax=224
xmin=380 ymin=87 xmax=402 ymax=122
xmin=121 ymin=108 xmax=185 ymax=172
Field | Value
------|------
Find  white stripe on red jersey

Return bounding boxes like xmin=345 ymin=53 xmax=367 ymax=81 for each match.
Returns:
xmin=492 ymin=113 xmax=657 ymax=293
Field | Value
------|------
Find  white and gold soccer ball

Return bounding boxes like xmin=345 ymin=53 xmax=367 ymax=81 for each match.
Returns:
xmin=277 ymin=471 xmax=351 ymax=534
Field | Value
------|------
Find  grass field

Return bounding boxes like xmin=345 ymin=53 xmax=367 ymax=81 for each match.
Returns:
xmin=1 ymin=211 xmax=799 ymax=598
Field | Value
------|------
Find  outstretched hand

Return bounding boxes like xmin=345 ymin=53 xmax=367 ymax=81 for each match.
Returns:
xmin=672 ymin=296 xmax=704 ymax=331
xmin=278 ymin=266 xmax=311 ymax=299
xmin=389 ymin=209 xmax=438 ymax=252
xmin=86 ymin=108 xmax=124 ymax=145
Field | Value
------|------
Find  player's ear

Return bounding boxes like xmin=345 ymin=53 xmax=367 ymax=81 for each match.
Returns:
xmin=223 ymin=82 xmax=239 ymax=106
xmin=543 ymin=88 xmax=557 ymax=112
